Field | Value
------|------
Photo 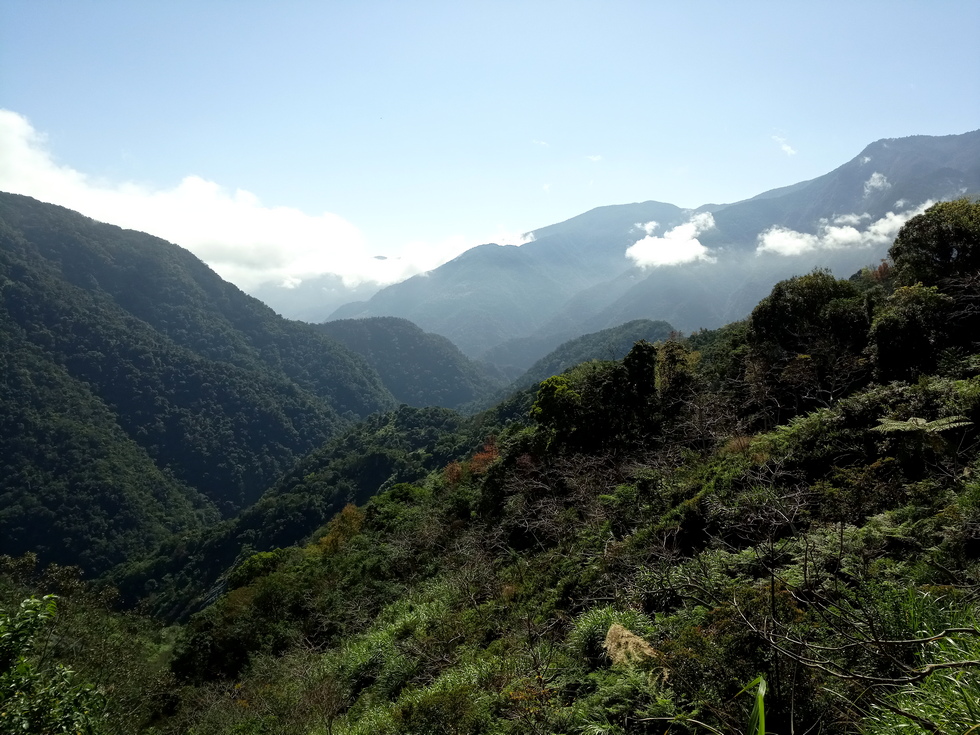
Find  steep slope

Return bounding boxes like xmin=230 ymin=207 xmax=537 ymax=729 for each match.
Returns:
xmin=0 ymin=334 xmax=216 ymax=575
xmin=0 ymin=193 xmax=396 ymax=572
xmin=569 ymin=133 xmax=980 ymax=335
xmin=315 ymin=317 xmax=503 ymax=410
xmin=152 ymin=202 xmax=980 ymax=735
xmin=0 ymin=194 xmax=393 ymax=419
xmin=704 ymin=130 xmax=980 ymax=246
xmin=113 ymin=393 xmax=535 ymax=620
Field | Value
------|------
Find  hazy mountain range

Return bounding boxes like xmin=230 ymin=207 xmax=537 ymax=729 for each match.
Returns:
xmin=326 ymin=130 xmax=980 ymax=369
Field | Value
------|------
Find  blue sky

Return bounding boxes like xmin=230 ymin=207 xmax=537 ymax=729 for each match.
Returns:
xmin=1 ymin=0 xmax=978 ymax=292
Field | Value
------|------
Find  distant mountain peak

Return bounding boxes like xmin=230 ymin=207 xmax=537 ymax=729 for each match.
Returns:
xmin=323 ymin=130 xmax=980 ymax=368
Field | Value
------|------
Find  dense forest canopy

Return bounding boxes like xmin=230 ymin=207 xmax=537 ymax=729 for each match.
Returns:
xmin=0 ymin=192 xmax=397 ymax=574
xmin=2 ymin=198 xmax=980 ymax=734
xmin=315 ymin=317 xmax=504 ymax=410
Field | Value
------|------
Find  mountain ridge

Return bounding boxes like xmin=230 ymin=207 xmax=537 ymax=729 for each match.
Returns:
xmin=315 ymin=316 xmax=504 ymax=410
xmin=327 ymin=130 xmax=980 ymax=368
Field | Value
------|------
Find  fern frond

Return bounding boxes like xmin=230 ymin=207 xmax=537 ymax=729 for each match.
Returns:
xmin=871 ymin=416 xmax=972 ymax=434
xmin=872 ymin=417 xmax=929 ymax=433
xmin=925 ymin=416 xmax=973 ymax=433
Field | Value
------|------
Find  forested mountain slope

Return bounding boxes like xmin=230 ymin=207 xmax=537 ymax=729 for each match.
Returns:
xmin=111 ymin=399 xmax=533 ymax=620
xmin=5 ymin=200 xmax=979 ymax=735
xmin=0 ymin=193 xmax=395 ymax=574
xmin=156 ymin=199 xmax=980 ymax=735
xmin=0 ymin=335 xmax=216 ymax=575
xmin=316 ymin=317 xmax=504 ymax=410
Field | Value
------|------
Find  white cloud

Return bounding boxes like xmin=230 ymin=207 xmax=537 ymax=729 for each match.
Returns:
xmin=586 ymin=154 xmax=602 ymax=162
xmin=633 ymin=221 xmax=659 ymax=236
xmin=542 ymin=183 xmax=551 ymax=192
xmin=755 ymin=202 xmax=933 ymax=256
xmin=832 ymin=213 xmax=870 ymax=226
xmin=772 ymin=135 xmax=797 ymax=156
xmin=0 ymin=109 xmax=489 ymax=291
xmin=626 ymin=212 xmax=716 ymax=268
xmin=863 ymin=172 xmax=891 ymax=197
xmin=756 ymin=227 xmax=821 ymax=256
xmin=532 ymin=139 xmax=549 ymax=147
xmin=861 ymin=156 xmax=872 ymax=164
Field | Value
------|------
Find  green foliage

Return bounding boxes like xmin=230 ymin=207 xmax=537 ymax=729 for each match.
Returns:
xmin=859 ymin=632 xmax=980 ymax=734
xmin=225 ymin=548 xmax=299 ymax=589
xmin=389 ymin=663 xmax=496 ymax=735
xmin=114 ymin=404 xmax=502 ymax=620
xmin=747 ymin=269 xmax=870 ymax=422
xmin=0 ymin=338 xmax=216 ymax=574
xmin=871 ymin=415 xmax=973 ymax=434
xmin=889 ymin=198 xmax=980 ymax=287
xmin=9 ymin=191 xmax=980 ymax=735
xmin=509 ymin=319 xmax=674 ymax=395
xmin=868 ymin=284 xmax=955 ymax=381
xmin=0 ymin=596 xmax=106 ymax=735
xmin=530 ymin=375 xmax=582 ymax=440
xmin=738 ymin=676 xmax=766 ymax=735
xmin=317 ymin=316 xmax=503 ymax=410
xmin=0 ymin=192 xmax=400 ymax=575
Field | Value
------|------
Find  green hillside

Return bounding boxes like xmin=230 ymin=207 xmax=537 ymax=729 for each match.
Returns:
xmin=0 ymin=193 xmax=395 ymax=574
xmin=316 ymin=317 xmax=504 ymax=410
xmin=3 ymin=199 xmax=980 ymax=735
xmin=0 ymin=335 xmax=216 ymax=574
xmin=110 ymin=401 xmax=532 ymax=621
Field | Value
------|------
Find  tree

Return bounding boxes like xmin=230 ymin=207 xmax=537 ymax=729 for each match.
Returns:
xmin=868 ymin=284 xmax=954 ymax=381
xmin=530 ymin=375 xmax=582 ymax=447
xmin=747 ymin=270 xmax=869 ymax=422
xmin=622 ymin=339 xmax=657 ymax=401
xmin=890 ymin=198 xmax=980 ymax=288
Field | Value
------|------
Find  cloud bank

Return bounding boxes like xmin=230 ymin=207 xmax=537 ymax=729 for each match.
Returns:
xmin=0 ymin=109 xmax=502 ymax=291
xmin=755 ymin=202 xmax=932 ymax=257
xmin=626 ymin=212 xmax=717 ymax=267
